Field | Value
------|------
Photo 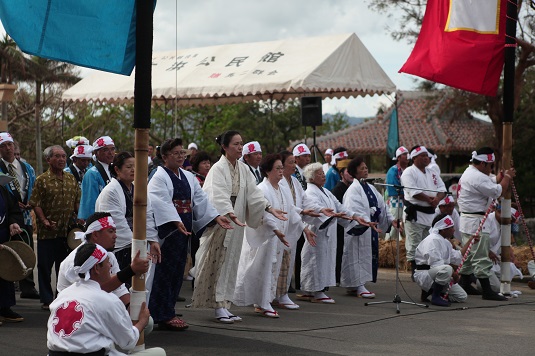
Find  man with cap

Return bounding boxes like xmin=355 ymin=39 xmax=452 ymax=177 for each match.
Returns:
xmin=30 ymin=145 xmax=81 ymax=310
xmin=0 ymin=132 xmax=39 ymax=299
xmin=414 ymin=213 xmax=474 ymax=307
xmin=457 ymin=147 xmax=516 ymax=300
xmin=322 ymin=148 xmax=333 ymax=174
xmin=241 ymin=141 xmax=263 ymax=185
xmin=385 ymin=146 xmax=408 ymax=241
xmin=78 ymin=136 xmax=115 ymax=220
xmin=292 ymin=143 xmax=311 ymax=190
xmin=0 ymin=172 xmax=25 ymax=323
xmin=65 ymin=144 xmax=93 ymax=188
xmin=401 ymin=145 xmax=447 ymax=280
xmin=47 ymin=243 xmax=166 ymax=356
xmin=324 ymin=147 xmax=349 ymax=191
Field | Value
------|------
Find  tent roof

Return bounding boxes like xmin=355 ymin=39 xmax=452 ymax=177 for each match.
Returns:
xmin=62 ymin=33 xmax=396 ymax=105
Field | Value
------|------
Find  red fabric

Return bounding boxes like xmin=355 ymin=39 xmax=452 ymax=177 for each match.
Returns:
xmin=399 ymin=0 xmax=506 ymax=96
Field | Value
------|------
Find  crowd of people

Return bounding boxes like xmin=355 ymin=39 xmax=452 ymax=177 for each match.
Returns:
xmin=0 ymin=129 xmax=528 ymax=354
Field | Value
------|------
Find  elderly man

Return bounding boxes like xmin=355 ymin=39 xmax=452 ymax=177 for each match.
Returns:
xmin=30 ymin=145 xmax=81 ymax=310
xmin=0 ymin=132 xmax=39 ymax=299
xmin=457 ymin=147 xmax=516 ymax=300
xmin=78 ymin=136 xmax=115 ymax=220
xmin=48 ymin=243 xmax=165 ymax=356
xmin=385 ymin=146 xmax=409 ymax=241
xmin=401 ymin=145 xmax=447 ymax=280
xmin=292 ymin=143 xmax=311 ymax=190
xmin=65 ymin=144 xmax=93 ymax=188
xmin=241 ymin=141 xmax=263 ymax=185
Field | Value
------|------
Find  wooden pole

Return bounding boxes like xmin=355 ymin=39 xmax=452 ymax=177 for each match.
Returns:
xmin=499 ymin=0 xmax=518 ymax=295
xmin=131 ymin=0 xmax=153 ymax=349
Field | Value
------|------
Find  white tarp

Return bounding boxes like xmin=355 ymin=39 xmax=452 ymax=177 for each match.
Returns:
xmin=62 ymin=33 xmax=396 ymax=105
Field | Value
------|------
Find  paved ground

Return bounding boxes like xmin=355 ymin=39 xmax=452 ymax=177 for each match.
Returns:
xmin=1 ymin=269 xmax=534 ymax=355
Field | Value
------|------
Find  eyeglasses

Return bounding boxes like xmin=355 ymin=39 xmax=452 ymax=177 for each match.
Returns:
xmin=274 ymin=166 xmax=284 ymax=171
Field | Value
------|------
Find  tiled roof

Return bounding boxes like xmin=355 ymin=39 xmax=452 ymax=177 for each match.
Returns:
xmin=300 ymin=91 xmax=494 ymax=156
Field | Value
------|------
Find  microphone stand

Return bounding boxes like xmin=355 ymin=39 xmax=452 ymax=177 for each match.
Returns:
xmin=363 ymin=181 xmax=437 ymax=313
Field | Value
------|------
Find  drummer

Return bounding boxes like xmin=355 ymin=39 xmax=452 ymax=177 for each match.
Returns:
xmin=0 ymin=172 xmax=25 ymax=323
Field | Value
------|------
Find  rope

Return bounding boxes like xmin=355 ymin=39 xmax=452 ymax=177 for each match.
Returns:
xmin=443 ymin=200 xmax=496 ymax=299
xmin=511 ymin=180 xmax=535 ymax=260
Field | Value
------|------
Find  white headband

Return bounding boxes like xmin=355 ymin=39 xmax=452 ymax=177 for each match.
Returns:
xmin=471 ymin=151 xmax=495 ymax=163
xmin=438 ymin=196 xmax=455 ymax=206
xmin=0 ymin=132 xmax=14 ymax=145
xmin=293 ymin=144 xmax=310 ymax=157
xmin=70 ymin=144 xmax=94 ymax=159
xmin=410 ymin=146 xmax=429 ymax=159
xmin=93 ymin=136 xmax=115 ymax=150
xmin=74 ymin=216 xmax=116 ymax=241
xmin=65 ymin=136 xmax=90 ymax=149
xmin=73 ymin=244 xmax=108 ymax=281
xmin=430 ymin=215 xmax=455 ymax=235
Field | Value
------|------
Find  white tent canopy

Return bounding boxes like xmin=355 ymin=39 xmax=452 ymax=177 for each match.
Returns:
xmin=62 ymin=33 xmax=396 ymax=105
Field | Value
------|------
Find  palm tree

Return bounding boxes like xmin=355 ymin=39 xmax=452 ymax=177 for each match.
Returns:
xmin=26 ymin=56 xmax=79 ymax=173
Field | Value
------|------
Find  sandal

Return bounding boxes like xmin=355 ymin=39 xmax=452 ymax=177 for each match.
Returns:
xmin=272 ymin=301 xmax=299 ymax=310
xmin=310 ymin=297 xmax=336 ymax=304
xmin=254 ymin=308 xmax=279 ymax=318
xmin=296 ymin=294 xmax=314 ymax=301
xmin=159 ymin=317 xmax=189 ymax=331
xmin=358 ymin=291 xmax=376 ymax=299
xmin=227 ymin=314 xmax=242 ymax=322
xmin=214 ymin=316 xmax=234 ymax=324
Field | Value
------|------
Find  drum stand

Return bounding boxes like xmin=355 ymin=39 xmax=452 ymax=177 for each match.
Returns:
xmin=364 ymin=183 xmax=428 ymax=313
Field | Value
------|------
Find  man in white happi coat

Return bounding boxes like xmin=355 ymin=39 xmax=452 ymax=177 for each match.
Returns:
xmin=477 ymin=206 xmax=523 ymax=294
xmin=414 ymin=214 xmax=474 ymax=307
xmin=457 ymin=147 xmax=515 ymax=300
xmin=48 ymin=243 xmax=165 ymax=356
xmin=57 ymin=213 xmax=150 ymax=308
xmin=401 ymin=145 xmax=446 ymax=279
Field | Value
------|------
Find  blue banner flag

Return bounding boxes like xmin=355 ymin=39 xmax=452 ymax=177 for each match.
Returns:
xmin=0 ymin=1 xmax=143 ymax=75
xmin=386 ymin=107 xmax=398 ymax=159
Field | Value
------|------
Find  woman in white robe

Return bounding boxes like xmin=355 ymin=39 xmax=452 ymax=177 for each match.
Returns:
xmin=299 ymin=163 xmax=368 ymax=304
xmin=191 ymin=130 xmax=287 ymax=324
xmin=234 ymin=154 xmax=315 ymax=317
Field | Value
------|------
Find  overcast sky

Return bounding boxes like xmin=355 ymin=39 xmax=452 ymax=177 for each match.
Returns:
xmin=0 ymin=0 xmax=417 ymax=117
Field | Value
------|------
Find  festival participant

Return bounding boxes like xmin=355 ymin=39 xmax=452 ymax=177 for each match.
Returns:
xmin=0 ymin=173 xmax=25 ymax=323
xmin=457 ymin=147 xmax=515 ymax=300
xmin=148 ymin=138 xmax=232 ymax=330
xmin=190 ymin=151 xmax=211 ymax=187
xmin=298 ymin=163 xmax=368 ymax=304
xmin=427 ymin=148 xmax=440 ymax=174
xmin=292 ymin=143 xmax=311 ymax=190
xmin=434 ymin=195 xmax=461 ymax=241
xmin=401 ymin=145 xmax=447 ymax=280
xmin=414 ymin=214 xmax=473 ymax=307
xmin=48 ymin=243 xmax=165 ymax=356
xmin=340 ymin=157 xmax=395 ymax=298
xmin=278 ymin=151 xmax=319 ymax=304
xmin=30 ymin=145 xmax=81 ymax=310
xmin=234 ymin=154 xmax=315 ymax=317
xmin=65 ymin=144 xmax=93 ymax=188
xmin=241 ymin=141 xmax=263 ymax=185
xmin=331 ymin=159 xmax=353 ymax=284
xmin=476 ymin=206 xmax=523 ymax=294
xmin=191 ymin=130 xmax=286 ymax=324
xmin=56 ymin=213 xmax=150 ymax=306
xmin=385 ymin=146 xmax=408 ymax=241
xmin=324 ymin=147 xmax=349 ymax=191
xmin=78 ymin=136 xmax=115 ymax=220
xmin=95 ymin=152 xmax=160 ymax=275
xmin=322 ymin=148 xmax=333 ymax=174
xmin=0 ymin=132 xmax=38 ymax=299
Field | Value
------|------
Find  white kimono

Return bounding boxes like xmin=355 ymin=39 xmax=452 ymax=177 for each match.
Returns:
xmin=192 ymin=156 xmax=267 ymax=308
xmin=340 ymin=181 xmax=393 ymax=288
xmin=300 ymin=183 xmax=353 ymax=292
xmin=95 ymin=178 xmax=159 ymax=250
xmin=234 ymin=180 xmax=303 ymax=309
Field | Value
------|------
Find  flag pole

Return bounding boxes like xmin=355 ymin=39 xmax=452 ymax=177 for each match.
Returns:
xmin=131 ymin=0 xmax=153 ymax=349
xmin=499 ymin=0 xmax=518 ymax=296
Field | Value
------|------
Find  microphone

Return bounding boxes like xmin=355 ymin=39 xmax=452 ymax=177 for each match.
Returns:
xmin=360 ymin=177 xmax=383 ymax=184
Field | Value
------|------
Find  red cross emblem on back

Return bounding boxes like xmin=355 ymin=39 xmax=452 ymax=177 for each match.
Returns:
xmin=248 ymin=143 xmax=256 ymax=153
xmin=298 ymin=146 xmax=305 ymax=153
xmin=52 ymin=300 xmax=84 ymax=337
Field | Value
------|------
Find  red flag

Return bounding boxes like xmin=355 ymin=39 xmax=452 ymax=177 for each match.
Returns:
xmin=400 ymin=0 xmax=506 ymax=96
